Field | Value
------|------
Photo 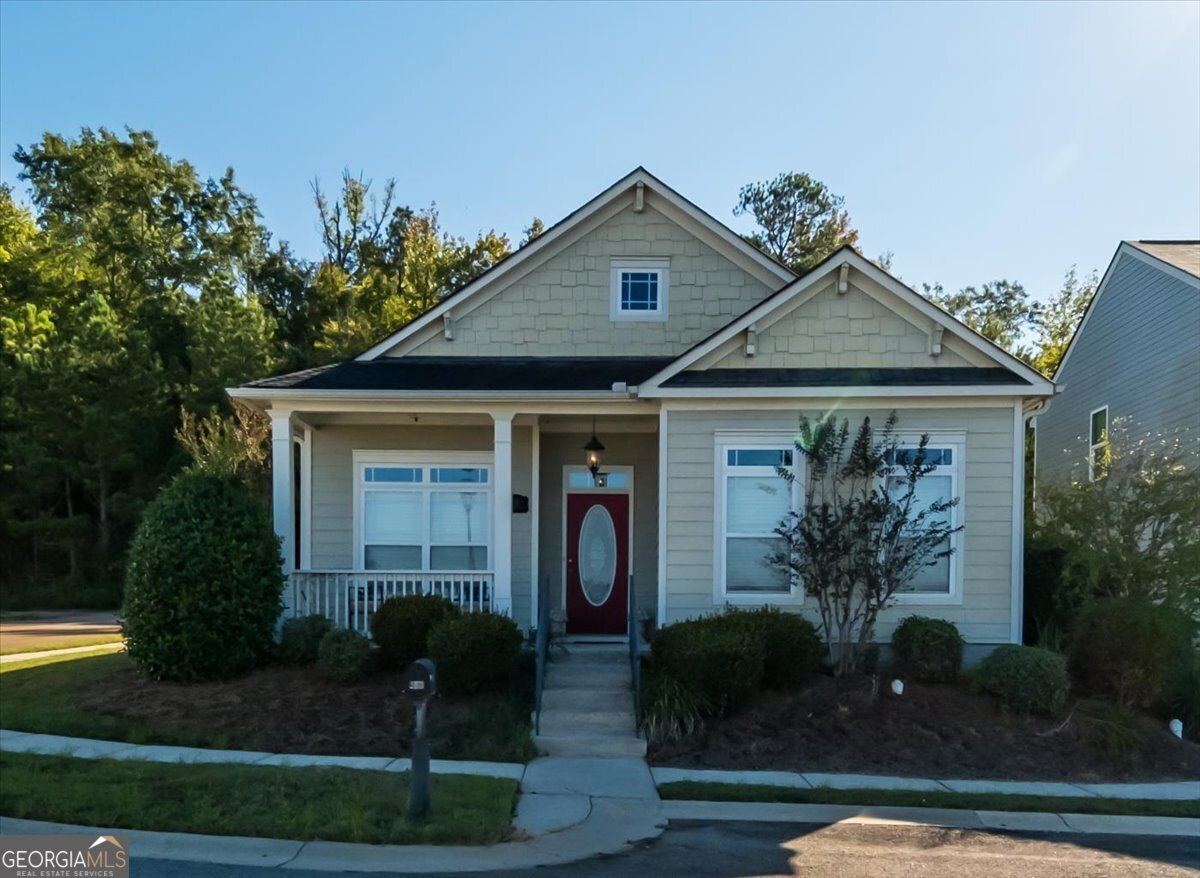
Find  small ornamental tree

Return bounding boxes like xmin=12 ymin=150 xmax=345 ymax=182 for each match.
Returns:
xmin=771 ymin=413 xmax=962 ymax=675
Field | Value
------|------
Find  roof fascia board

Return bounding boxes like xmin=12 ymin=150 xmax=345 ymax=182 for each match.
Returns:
xmin=1125 ymin=242 xmax=1200 ymax=285
xmin=643 ymin=384 xmax=1047 ymax=399
xmin=356 ymin=167 xmax=794 ymax=361
xmin=660 ymin=396 xmax=1024 ymax=411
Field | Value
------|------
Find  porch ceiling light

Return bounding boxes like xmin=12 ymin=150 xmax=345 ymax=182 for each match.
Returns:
xmin=584 ymin=417 xmax=605 ymax=481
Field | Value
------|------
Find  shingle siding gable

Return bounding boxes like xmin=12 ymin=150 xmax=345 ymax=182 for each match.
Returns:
xmin=395 ymin=203 xmax=775 ymax=357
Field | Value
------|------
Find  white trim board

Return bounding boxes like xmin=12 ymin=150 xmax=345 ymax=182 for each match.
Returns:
xmin=355 ymin=167 xmax=794 ymax=361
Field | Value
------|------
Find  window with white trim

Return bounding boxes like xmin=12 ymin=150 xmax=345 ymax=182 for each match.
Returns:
xmin=716 ymin=442 xmax=796 ymax=596
xmin=357 ymin=457 xmax=491 ymax=571
xmin=610 ymin=258 xmax=669 ymax=321
xmin=1088 ymin=406 xmax=1108 ymax=481
xmin=885 ymin=438 xmax=964 ymax=599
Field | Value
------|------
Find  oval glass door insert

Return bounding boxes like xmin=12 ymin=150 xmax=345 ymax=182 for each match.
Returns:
xmin=578 ymin=505 xmax=617 ymax=607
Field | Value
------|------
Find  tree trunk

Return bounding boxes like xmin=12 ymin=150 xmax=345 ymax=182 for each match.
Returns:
xmin=65 ymin=478 xmax=78 ymax=579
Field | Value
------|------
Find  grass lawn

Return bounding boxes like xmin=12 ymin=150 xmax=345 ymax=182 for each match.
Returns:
xmin=0 ymin=634 xmax=123 ymax=656
xmin=0 ymin=752 xmax=516 ymax=845
xmin=0 ymin=652 xmax=535 ymax=761
xmin=658 ymin=781 xmax=1200 ymax=819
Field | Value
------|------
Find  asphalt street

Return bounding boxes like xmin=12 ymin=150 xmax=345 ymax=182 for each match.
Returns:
xmin=131 ymin=821 xmax=1200 ymax=877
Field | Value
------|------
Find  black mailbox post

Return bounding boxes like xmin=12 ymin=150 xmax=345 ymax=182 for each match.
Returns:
xmin=403 ymin=658 xmax=436 ymax=820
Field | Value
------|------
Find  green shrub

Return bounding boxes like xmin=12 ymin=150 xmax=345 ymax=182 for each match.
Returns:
xmin=974 ymin=644 xmax=1069 ymax=716
xmin=370 ymin=594 xmax=461 ymax=670
xmin=651 ymin=616 xmax=764 ymax=715
xmin=279 ymin=614 xmax=334 ymax=665
xmin=1068 ymin=597 xmax=1194 ymax=709
xmin=638 ymin=671 xmax=706 ymax=744
xmin=427 ymin=612 xmax=523 ymax=695
xmin=892 ymin=616 xmax=964 ymax=683
xmin=722 ymin=607 xmax=823 ymax=690
xmin=123 ymin=471 xmax=284 ymax=682
xmin=317 ymin=628 xmax=374 ymax=684
xmin=1166 ymin=651 xmax=1200 ymax=742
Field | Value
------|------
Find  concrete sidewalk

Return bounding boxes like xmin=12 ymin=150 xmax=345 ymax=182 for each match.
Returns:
xmin=0 ymin=641 xmax=125 ymax=665
xmin=651 ymin=766 xmax=1200 ymax=801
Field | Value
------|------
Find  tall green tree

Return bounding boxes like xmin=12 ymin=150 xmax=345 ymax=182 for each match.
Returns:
xmin=733 ymin=172 xmax=859 ymax=271
xmin=1033 ymin=266 xmax=1096 ymax=376
xmin=926 ymin=279 xmax=1040 ymax=361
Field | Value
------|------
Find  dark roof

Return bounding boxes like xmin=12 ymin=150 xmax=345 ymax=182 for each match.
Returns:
xmin=1126 ymin=241 xmax=1200 ymax=278
xmin=663 ymin=367 xmax=1030 ymax=388
xmin=245 ymin=357 xmax=677 ymax=392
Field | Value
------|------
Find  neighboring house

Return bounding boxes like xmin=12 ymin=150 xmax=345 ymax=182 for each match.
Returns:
xmin=230 ymin=168 xmax=1054 ymax=658
xmin=1036 ymin=241 xmax=1200 ymax=486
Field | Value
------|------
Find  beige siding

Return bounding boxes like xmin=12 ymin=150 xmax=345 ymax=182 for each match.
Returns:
xmin=663 ymin=406 xmax=1017 ymax=644
xmin=399 ymin=203 xmax=775 ymax=357
xmin=709 ymin=281 xmax=975 ymax=369
xmin=309 ymin=424 xmax=534 ymax=625
xmin=537 ymin=432 xmax=658 ymax=618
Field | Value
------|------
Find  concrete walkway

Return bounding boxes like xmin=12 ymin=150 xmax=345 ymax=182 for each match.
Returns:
xmin=0 ymin=641 xmax=125 ymax=665
xmin=651 ymin=766 xmax=1200 ymax=801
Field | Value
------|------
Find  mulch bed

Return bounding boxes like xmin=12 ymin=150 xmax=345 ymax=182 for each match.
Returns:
xmin=77 ymin=662 xmax=533 ymax=762
xmin=650 ymin=674 xmax=1200 ymax=782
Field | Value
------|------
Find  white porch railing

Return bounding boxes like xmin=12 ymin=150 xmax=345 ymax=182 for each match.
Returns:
xmin=288 ymin=570 xmax=495 ymax=634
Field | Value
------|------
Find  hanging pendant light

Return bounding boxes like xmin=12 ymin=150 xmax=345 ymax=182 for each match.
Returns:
xmin=584 ymin=416 xmax=605 ymax=482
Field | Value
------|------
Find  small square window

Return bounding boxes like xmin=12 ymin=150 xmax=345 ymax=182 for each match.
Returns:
xmin=611 ymin=259 xmax=669 ymax=321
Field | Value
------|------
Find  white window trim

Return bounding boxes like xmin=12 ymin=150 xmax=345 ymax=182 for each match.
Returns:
xmin=352 ymin=450 xmax=494 ymax=571
xmin=713 ymin=432 xmax=804 ymax=606
xmin=610 ymin=258 xmax=669 ymax=322
xmin=1088 ymin=405 xmax=1108 ymax=482
xmin=887 ymin=431 xmax=966 ymax=606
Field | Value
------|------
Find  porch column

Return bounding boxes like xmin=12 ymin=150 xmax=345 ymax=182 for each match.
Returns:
xmin=269 ymin=409 xmax=296 ymax=616
xmin=492 ymin=412 xmax=514 ymax=617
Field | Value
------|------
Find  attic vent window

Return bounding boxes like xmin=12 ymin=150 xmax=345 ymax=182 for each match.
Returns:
xmin=610 ymin=258 xmax=669 ymax=321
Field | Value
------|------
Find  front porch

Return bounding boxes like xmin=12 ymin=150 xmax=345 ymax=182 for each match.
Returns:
xmin=268 ymin=403 xmax=661 ymax=635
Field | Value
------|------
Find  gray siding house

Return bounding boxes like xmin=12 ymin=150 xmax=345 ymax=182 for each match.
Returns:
xmin=231 ymin=168 xmax=1055 ymax=654
xmin=1036 ymin=241 xmax=1200 ymax=486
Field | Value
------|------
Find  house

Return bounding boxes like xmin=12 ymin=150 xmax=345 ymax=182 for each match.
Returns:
xmin=229 ymin=168 xmax=1055 ymax=660
xmin=1035 ymin=241 xmax=1200 ymax=486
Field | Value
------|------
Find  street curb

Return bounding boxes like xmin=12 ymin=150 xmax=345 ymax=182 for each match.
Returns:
xmin=650 ymin=766 xmax=1200 ymax=801
xmin=660 ymin=799 xmax=1200 ymax=837
xmin=0 ymin=801 xmax=668 ymax=873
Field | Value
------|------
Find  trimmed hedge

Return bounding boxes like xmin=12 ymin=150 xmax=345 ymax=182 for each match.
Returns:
xmin=317 ymin=628 xmax=374 ymax=684
xmin=722 ymin=608 xmax=823 ymax=690
xmin=427 ymin=612 xmax=523 ymax=695
xmin=1068 ymin=597 xmax=1194 ymax=710
xmin=123 ymin=471 xmax=283 ymax=681
xmin=975 ymin=644 xmax=1069 ymax=716
xmin=370 ymin=595 xmax=460 ymax=670
xmin=892 ymin=616 xmax=964 ymax=683
xmin=1166 ymin=651 xmax=1200 ymax=742
xmin=279 ymin=614 xmax=334 ymax=665
xmin=651 ymin=616 xmax=765 ymax=716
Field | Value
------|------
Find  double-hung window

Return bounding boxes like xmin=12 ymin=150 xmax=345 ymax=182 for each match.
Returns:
xmin=610 ymin=258 xmax=669 ymax=321
xmin=1088 ymin=406 xmax=1108 ymax=481
xmin=715 ymin=438 xmax=797 ymax=599
xmin=885 ymin=436 xmax=964 ymax=601
xmin=356 ymin=453 xmax=492 ymax=571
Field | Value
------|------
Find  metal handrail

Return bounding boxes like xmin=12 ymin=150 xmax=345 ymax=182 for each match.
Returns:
xmin=628 ymin=574 xmax=641 ymax=730
xmin=534 ymin=574 xmax=550 ymax=736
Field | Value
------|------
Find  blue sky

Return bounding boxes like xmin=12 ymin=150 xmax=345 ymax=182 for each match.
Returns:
xmin=2 ymin=0 xmax=1197 ymax=301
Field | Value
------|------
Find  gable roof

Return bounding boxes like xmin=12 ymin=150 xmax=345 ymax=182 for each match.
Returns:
xmin=1054 ymin=240 xmax=1200 ymax=380
xmin=354 ymin=167 xmax=796 ymax=361
xmin=1125 ymin=240 xmax=1200 ymax=279
xmin=637 ymin=247 xmax=1056 ymax=396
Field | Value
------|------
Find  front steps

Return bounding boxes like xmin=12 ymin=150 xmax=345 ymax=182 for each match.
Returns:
xmin=533 ymin=643 xmax=646 ymax=758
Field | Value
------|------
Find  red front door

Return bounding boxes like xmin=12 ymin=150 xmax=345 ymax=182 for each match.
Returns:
xmin=565 ymin=493 xmax=629 ymax=635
